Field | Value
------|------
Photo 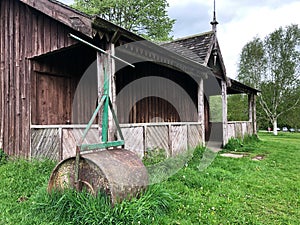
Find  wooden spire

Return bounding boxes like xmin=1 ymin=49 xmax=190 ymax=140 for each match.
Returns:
xmin=210 ymin=0 xmax=218 ymax=32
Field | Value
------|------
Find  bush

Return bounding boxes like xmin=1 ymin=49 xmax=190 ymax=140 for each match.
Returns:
xmin=224 ymin=137 xmax=243 ymax=151
xmin=224 ymin=135 xmax=260 ymax=152
xmin=0 ymin=149 xmax=8 ymax=165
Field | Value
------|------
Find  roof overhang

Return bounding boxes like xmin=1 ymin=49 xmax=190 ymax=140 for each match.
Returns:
xmin=228 ymin=79 xmax=260 ymax=95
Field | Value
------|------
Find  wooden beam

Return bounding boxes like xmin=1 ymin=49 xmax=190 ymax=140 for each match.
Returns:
xmin=20 ymin=0 xmax=93 ymax=37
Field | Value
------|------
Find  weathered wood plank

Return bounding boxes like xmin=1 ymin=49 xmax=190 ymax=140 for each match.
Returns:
xmin=0 ymin=0 xmax=4 ymax=149
xmin=122 ymin=127 xmax=144 ymax=158
xmin=188 ymin=124 xmax=203 ymax=149
xmin=9 ymin=0 xmax=16 ymax=155
xmin=171 ymin=125 xmax=187 ymax=156
xmin=15 ymin=1 xmax=22 ymax=154
xmin=31 ymin=128 xmax=60 ymax=160
xmin=146 ymin=125 xmax=169 ymax=153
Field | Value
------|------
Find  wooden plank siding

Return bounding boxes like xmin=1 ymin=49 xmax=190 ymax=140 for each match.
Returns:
xmin=227 ymin=121 xmax=254 ymax=139
xmin=0 ymin=0 xmax=88 ymax=157
xmin=31 ymin=125 xmax=100 ymax=160
xmin=30 ymin=122 xmax=204 ymax=161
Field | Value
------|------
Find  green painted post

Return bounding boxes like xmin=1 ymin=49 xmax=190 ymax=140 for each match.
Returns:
xmin=102 ymin=67 xmax=109 ymax=143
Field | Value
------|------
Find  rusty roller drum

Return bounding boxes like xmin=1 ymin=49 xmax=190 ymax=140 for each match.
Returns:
xmin=48 ymin=149 xmax=148 ymax=204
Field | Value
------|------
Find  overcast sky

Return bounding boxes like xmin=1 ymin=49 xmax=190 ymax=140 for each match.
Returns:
xmin=60 ymin=0 xmax=300 ymax=78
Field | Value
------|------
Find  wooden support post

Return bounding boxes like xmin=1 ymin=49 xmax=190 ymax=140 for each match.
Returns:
xmin=253 ymin=94 xmax=257 ymax=135
xmin=221 ymin=80 xmax=228 ymax=146
xmin=248 ymin=94 xmax=253 ymax=123
xmin=97 ymin=52 xmax=105 ymax=141
xmin=197 ymin=78 xmax=205 ymax=146
xmin=108 ymin=43 xmax=117 ymax=142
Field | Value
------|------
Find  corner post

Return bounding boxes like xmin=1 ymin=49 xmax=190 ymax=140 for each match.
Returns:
xmin=108 ymin=42 xmax=117 ymax=142
xmin=248 ymin=94 xmax=253 ymax=123
xmin=198 ymin=78 xmax=205 ymax=146
xmin=221 ymin=80 xmax=228 ymax=146
xmin=253 ymin=94 xmax=257 ymax=135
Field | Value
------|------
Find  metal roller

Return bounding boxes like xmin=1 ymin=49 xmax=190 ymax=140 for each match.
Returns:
xmin=48 ymin=149 xmax=148 ymax=204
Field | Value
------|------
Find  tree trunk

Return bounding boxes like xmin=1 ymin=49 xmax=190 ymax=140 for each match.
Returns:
xmin=273 ymin=119 xmax=278 ymax=136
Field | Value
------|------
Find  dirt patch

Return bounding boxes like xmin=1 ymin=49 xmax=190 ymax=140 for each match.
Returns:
xmin=220 ymin=153 xmax=245 ymax=158
xmin=251 ymin=155 xmax=265 ymax=161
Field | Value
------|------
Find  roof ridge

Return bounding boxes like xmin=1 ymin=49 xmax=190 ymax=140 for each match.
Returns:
xmin=48 ymin=0 xmax=93 ymax=19
xmin=162 ymin=31 xmax=214 ymax=44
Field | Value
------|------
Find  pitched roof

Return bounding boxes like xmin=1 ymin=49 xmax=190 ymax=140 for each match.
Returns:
xmin=161 ymin=31 xmax=215 ymax=65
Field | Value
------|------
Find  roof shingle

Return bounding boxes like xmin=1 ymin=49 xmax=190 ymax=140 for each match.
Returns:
xmin=161 ymin=31 xmax=214 ymax=64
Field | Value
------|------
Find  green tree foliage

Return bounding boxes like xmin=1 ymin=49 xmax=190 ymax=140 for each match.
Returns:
xmin=238 ymin=24 xmax=300 ymax=134
xmin=227 ymin=94 xmax=248 ymax=121
xmin=209 ymin=95 xmax=222 ymax=122
xmin=72 ymin=0 xmax=175 ymax=41
xmin=279 ymin=86 xmax=300 ymax=129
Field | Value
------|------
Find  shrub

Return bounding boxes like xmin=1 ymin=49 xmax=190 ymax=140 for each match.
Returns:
xmin=224 ymin=137 xmax=243 ymax=151
xmin=0 ymin=149 xmax=8 ymax=165
xmin=224 ymin=135 xmax=260 ymax=152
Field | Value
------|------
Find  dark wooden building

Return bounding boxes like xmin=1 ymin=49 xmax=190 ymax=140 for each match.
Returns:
xmin=0 ymin=0 xmax=258 ymax=160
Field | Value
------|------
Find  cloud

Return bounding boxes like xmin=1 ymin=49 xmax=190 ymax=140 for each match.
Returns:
xmin=168 ymin=2 xmax=211 ymax=38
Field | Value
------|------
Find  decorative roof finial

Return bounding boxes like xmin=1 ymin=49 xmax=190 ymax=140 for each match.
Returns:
xmin=210 ymin=0 xmax=218 ymax=32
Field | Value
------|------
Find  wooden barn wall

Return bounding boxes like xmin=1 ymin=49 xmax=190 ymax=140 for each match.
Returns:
xmin=0 ymin=0 xmax=79 ymax=156
xmin=116 ymin=62 xmax=199 ymax=124
xmin=31 ymin=46 xmax=97 ymax=125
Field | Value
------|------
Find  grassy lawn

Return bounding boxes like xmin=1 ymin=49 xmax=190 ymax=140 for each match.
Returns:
xmin=0 ymin=132 xmax=299 ymax=224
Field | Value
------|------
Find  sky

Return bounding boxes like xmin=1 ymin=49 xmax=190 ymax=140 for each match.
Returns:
xmin=60 ymin=0 xmax=300 ymax=79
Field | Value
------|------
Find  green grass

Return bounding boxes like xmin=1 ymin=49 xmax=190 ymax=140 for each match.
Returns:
xmin=0 ymin=132 xmax=299 ymax=224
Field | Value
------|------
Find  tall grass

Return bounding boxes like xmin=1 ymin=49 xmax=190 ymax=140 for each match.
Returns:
xmin=30 ymin=184 xmax=174 ymax=225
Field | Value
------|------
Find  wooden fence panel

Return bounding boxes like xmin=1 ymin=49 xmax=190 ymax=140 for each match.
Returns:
xmin=146 ymin=125 xmax=169 ymax=154
xmin=30 ymin=122 xmax=204 ymax=160
xmin=234 ymin=123 xmax=243 ymax=138
xmin=227 ymin=122 xmax=254 ymax=139
xmin=188 ymin=124 xmax=202 ymax=149
xmin=62 ymin=128 xmax=100 ymax=159
xmin=31 ymin=128 xmax=60 ymax=160
xmin=227 ymin=123 xmax=235 ymax=139
xmin=171 ymin=125 xmax=187 ymax=156
xmin=247 ymin=122 xmax=253 ymax=135
xmin=122 ymin=126 xmax=144 ymax=158
xmin=242 ymin=123 xmax=247 ymax=137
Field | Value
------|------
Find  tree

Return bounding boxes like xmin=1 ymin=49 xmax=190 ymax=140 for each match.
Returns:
xmin=227 ymin=94 xmax=248 ymax=122
xmin=238 ymin=24 xmax=300 ymax=135
xmin=279 ymin=86 xmax=300 ymax=129
xmin=72 ymin=0 xmax=175 ymax=41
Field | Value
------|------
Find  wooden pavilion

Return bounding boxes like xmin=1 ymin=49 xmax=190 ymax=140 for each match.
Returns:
xmin=0 ymin=0 xmax=259 ymax=160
